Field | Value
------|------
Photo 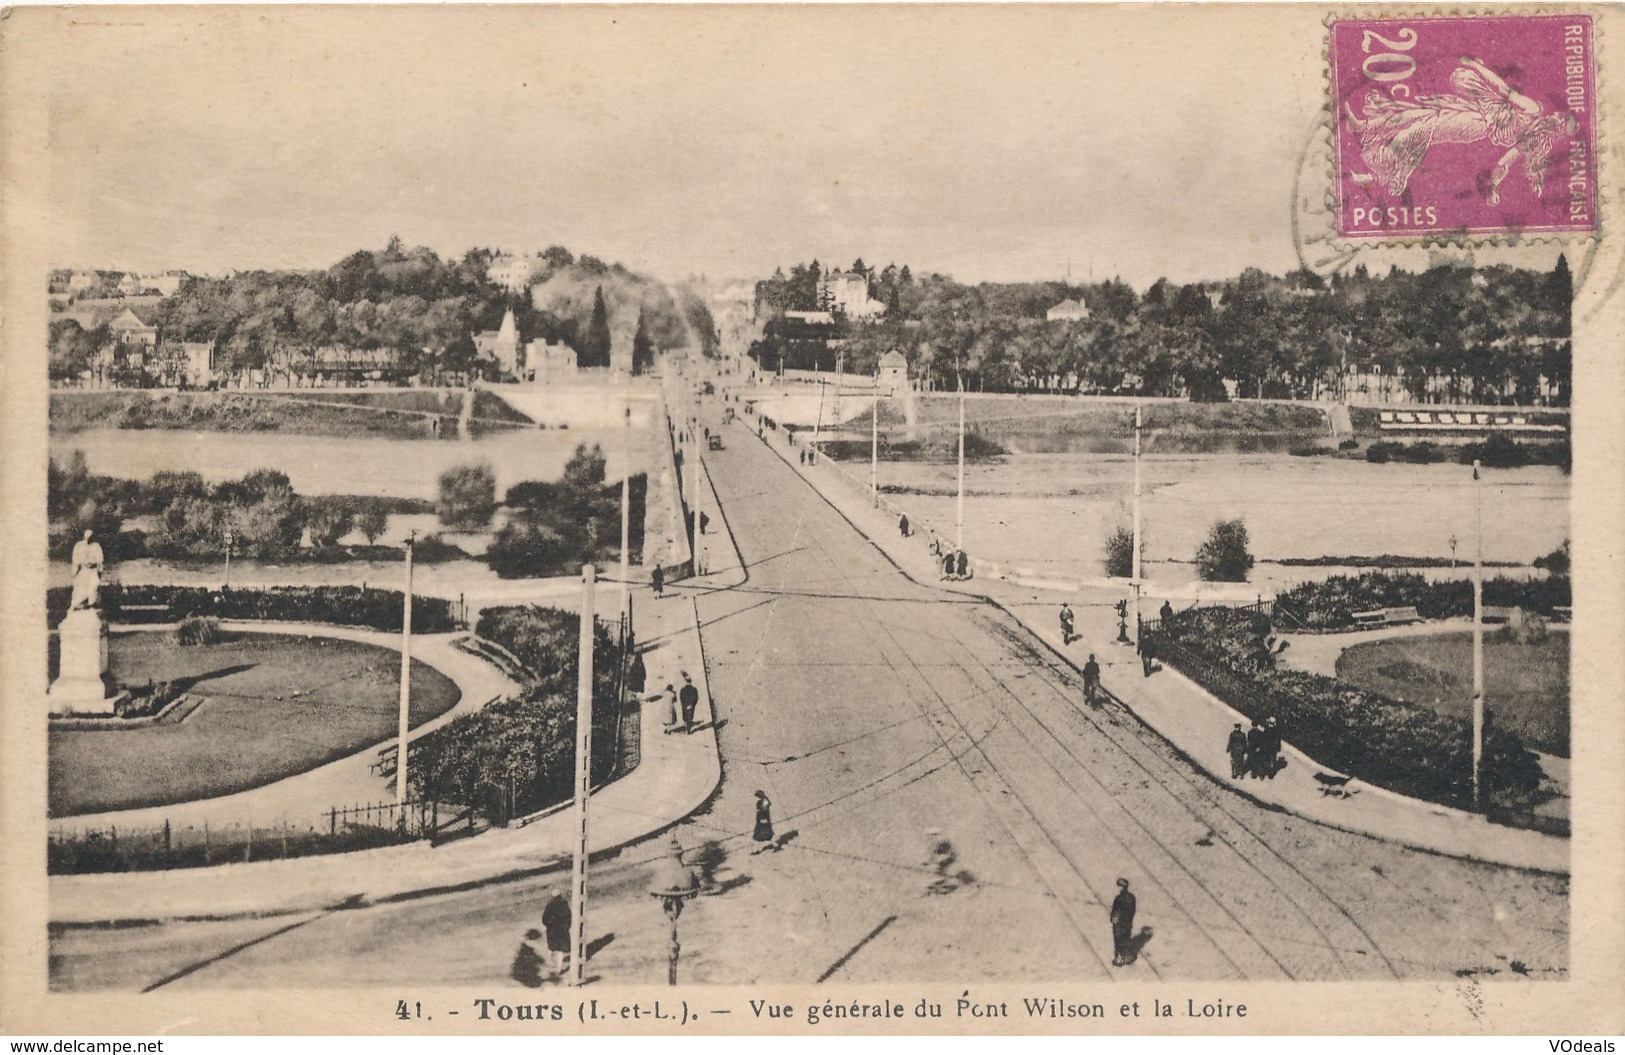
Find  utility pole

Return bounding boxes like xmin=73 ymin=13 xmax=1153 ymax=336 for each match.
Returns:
xmin=570 ymin=564 xmax=596 ymax=986
xmin=1131 ymin=405 xmax=1143 ymax=643
xmin=955 ymin=369 xmax=966 ymax=553
xmin=620 ymin=400 xmax=632 ymax=625
xmin=870 ymin=373 xmax=880 ymax=506
xmin=1471 ymin=460 xmax=1485 ymax=810
xmin=395 ymin=532 xmax=416 ymax=815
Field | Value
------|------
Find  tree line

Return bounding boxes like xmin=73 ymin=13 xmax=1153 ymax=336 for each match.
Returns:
xmin=49 ymin=238 xmax=716 ymax=383
xmin=750 ymin=257 xmax=1572 ymax=406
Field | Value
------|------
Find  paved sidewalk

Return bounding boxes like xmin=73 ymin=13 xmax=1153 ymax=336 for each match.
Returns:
xmin=49 ymin=447 xmax=744 ymax=925
xmin=742 ymin=410 xmax=1568 ymax=876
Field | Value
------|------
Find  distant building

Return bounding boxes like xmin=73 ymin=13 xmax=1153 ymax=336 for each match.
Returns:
xmin=108 ymin=307 xmax=157 ymax=346
xmin=525 ymin=338 xmax=576 ymax=381
xmin=878 ymin=349 xmax=909 ymax=396
xmin=784 ymin=309 xmax=835 ymax=326
xmin=67 ymin=271 xmax=98 ymax=294
xmin=487 ymin=254 xmax=537 ymax=294
xmin=474 ymin=308 xmax=521 ymax=376
xmin=177 ymin=342 xmax=214 ymax=387
xmin=1046 ymin=298 xmax=1090 ymax=322
xmin=820 ymin=270 xmax=886 ymax=318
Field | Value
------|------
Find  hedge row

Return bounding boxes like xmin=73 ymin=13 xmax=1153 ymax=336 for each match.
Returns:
xmin=407 ymin=605 xmax=627 ymax=822
xmin=48 ymin=583 xmax=455 ymax=633
xmin=1272 ymin=571 xmax=1570 ymax=631
xmin=1158 ymin=607 xmax=1548 ymax=815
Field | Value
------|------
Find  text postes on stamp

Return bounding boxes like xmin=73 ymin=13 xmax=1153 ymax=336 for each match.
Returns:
xmin=1332 ymin=15 xmax=1597 ymax=240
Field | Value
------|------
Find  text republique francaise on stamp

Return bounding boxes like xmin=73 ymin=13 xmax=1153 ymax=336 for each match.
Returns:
xmin=1332 ymin=15 xmax=1597 ymax=239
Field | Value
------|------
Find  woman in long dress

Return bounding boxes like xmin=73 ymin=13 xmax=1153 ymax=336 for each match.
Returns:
xmin=751 ymin=789 xmax=778 ymax=853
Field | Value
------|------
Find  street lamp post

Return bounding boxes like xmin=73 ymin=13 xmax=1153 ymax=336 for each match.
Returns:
xmin=648 ymin=836 xmax=700 ymax=986
xmin=223 ymin=527 xmax=235 ymax=591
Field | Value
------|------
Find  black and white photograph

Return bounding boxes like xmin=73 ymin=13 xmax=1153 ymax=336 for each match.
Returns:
xmin=1 ymin=3 xmax=1621 ymax=1039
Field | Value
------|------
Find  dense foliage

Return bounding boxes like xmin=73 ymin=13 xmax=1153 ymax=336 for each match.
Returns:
xmin=436 ymin=463 xmax=497 ymax=531
xmin=407 ymin=605 xmax=627 ymax=822
xmin=1156 ymin=607 xmax=1547 ymax=815
xmin=750 ymin=257 xmax=1572 ymax=405
xmin=57 ymin=239 xmax=713 ymax=384
xmin=1272 ymin=571 xmax=1572 ymax=632
xmin=1196 ymin=519 xmax=1255 ymax=582
xmin=485 ymin=444 xmax=647 ymax=579
xmin=48 ymin=583 xmax=455 ymax=632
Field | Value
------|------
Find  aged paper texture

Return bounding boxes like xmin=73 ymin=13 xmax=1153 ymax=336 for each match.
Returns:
xmin=2 ymin=3 xmax=1622 ymax=1037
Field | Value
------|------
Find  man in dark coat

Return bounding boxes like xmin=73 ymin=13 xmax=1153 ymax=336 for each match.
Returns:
xmin=541 ymin=889 xmax=571 ymax=977
xmin=1264 ymin=716 xmax=1283 ymax=778
xmin=1159 ymin=600 xmax=1175 ymax=630
xmin=1139 ymin=633 xmax=1156 ymax=676
xmin=899 ymin=513 xmax=910 ymax=538
xmin=1110 ymin=878 xmax=1137 ymax=966
xmin=651 ymin=565 xmax=664 ymax=598
xmin=678 ymin=672 xmax=700 ymax=732
xmin=955 ymin=550 xmax=968 ymax=579
xmin=1246 ymin=720 xmax=1266 ymax=778
xmin=1082 ymin=653 xmax=1102 ymax=706
xmin=1226 ymin=722 xmax=1248 ymax=779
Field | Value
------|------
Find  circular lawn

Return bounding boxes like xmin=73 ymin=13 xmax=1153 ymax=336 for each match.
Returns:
xmin=49 ymin=630 xmax=460 ymax=817
xmin=1335 ymin=630 xmax=1569 ymax=757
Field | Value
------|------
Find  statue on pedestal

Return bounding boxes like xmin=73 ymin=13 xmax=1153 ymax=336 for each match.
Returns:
xmin=69 ymin=529 xmax=104 ymax=610
xmin=50 ymin=530 xmax=117 ymax=716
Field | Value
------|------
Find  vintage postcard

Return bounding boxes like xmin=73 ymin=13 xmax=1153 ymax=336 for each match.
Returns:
xmin=1 ymin=3 xmax=1622 ymax=1038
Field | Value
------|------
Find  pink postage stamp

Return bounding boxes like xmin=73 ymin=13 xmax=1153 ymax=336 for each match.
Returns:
xmin=1331 ymin=14 xmax=1597 ymax=239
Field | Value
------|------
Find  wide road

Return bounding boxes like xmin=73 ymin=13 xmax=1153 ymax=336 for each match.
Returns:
xmin=50 ymin=408 xmax=1567 ymax=990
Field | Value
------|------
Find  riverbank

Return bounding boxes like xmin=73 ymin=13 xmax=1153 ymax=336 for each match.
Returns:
xmin=49 ymin=389 xmax=532 ymax=440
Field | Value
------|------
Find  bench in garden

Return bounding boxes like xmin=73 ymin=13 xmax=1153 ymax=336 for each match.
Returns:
xmin=1351 ymin=606 xmax=1422 ymax=627
xmin=370 ymin=744 xmax=398 ymax=778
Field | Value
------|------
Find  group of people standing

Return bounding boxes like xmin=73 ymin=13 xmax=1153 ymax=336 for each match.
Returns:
xmin=927 ymin=536 xmax=970 ymax=580
xmin=1226 ymin=716 xmax=1285 ymax=780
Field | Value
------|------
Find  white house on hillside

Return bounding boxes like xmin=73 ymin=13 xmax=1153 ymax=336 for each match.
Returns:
xmin=1046 ymin=298 xmax=1090 ymax=322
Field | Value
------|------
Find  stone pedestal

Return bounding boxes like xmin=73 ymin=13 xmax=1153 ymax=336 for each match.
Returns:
xmin=48 ymin=607 xmax=117 ymax=716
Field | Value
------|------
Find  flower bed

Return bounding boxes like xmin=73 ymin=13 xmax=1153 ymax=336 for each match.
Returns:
xmin=1272 ymin=571 xmax=1570 ymax=632
xmin=407 ymin=605 xmax=630 ymax=823
xmin=1158 ymin=607 xmax=1549 ymax=819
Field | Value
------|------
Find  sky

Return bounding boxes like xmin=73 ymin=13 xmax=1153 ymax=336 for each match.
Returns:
xmin=38 ymin=6 xmax=1345 ymax=288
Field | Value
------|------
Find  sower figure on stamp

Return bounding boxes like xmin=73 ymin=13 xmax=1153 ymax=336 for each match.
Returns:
xmin=1110 ymin=877 xmax=1138 ymax=966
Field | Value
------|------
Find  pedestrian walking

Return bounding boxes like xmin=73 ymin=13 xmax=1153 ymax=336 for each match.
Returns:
xmin=541 ymin=889 xmax=572 ymax=978
xmin=1246 ymin=720 xmax=1266 ymax=778
xmin=699 ymin=511 xmax=710 ymax=535
xmin=1139 ymin=632 xmax=1157 ymax=677
xmin=511 ymin=928 xmax=547 ymax=988
xmin=661 ymin=682 xmax=680 ymax=733
xmin=1226 ymin=722 xmax=1248 ymax=779
xmin=799 ymin=449 xmax=806 ymax=465
xmin=1110 ymin=878 xmax=1138 ymax=966
xmin=751 ymin=789 xmax=779 ymax=853
xmin=1264 ymin=716 xmax=1283 ymax=779
xmin=1059 ymin=603 xmax=1075 ymax=645
xmin=1082 ymin=653 xmax=1101 ymax=707
xmin=678 ymin=672 xmax=700 ymax=732
xmin=1159 ymin=599 xmax=1175 ymax=628
xmin=651 ymin=565 xmax=664 ymax=598
xmin=899 ymin=513 xmax=910 ymax=538
xmin=629 ymin=652 xmax=647 ymax=697
xmin=941 ymin=550 xmax=955 ymax=580
xmin=956 ymin=550 xmax=968 ymax=579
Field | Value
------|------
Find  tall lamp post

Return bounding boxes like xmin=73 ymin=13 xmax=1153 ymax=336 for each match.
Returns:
xmin=222 ymin=527 xmax=235 ymax=591
xmin=955 ymin=364 xmax=966 ymax=554
xmin=648 ymin=836 xmax=700 ymax=985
